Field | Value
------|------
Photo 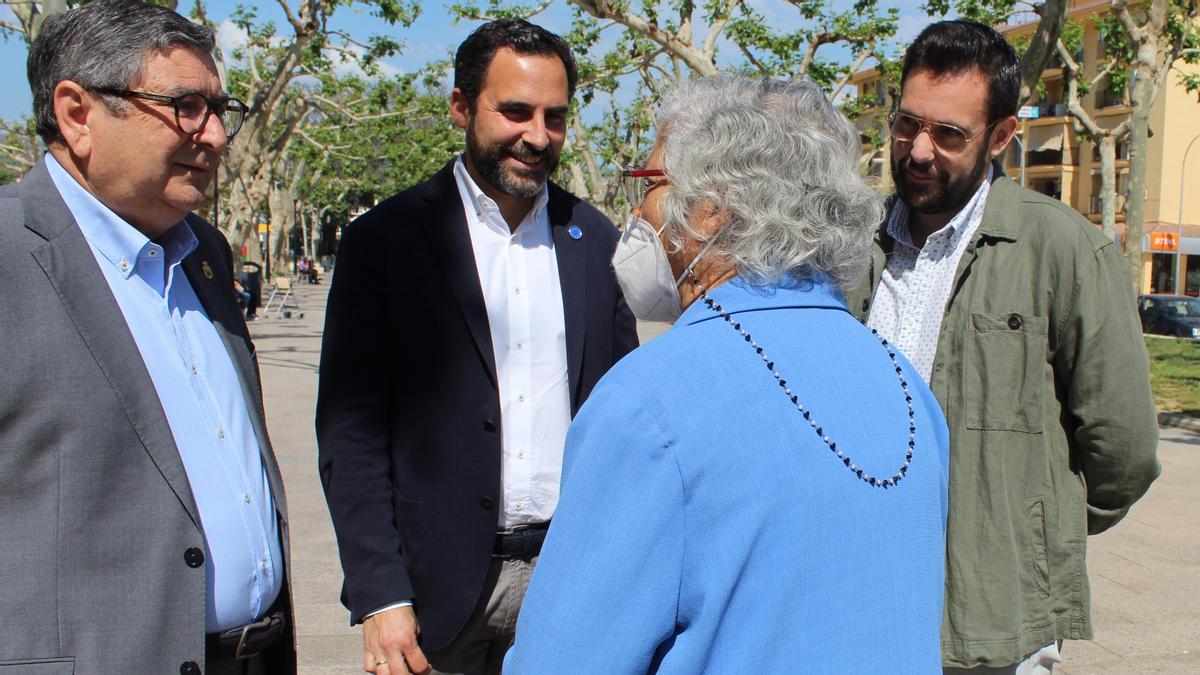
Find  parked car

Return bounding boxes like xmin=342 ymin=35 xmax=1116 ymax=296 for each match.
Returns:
xmin=1138 ymin=294 xmax=1200 ymax=340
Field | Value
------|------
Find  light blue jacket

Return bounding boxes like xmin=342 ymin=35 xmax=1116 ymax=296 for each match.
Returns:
xmin=505 ymin=275 xmax=950 ymax=674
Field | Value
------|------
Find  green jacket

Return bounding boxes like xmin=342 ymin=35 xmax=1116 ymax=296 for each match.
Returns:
xmin=846 ymin=172 xmax=1160 ymax=668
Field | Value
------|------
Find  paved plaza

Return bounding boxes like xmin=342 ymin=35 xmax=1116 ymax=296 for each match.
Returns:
xmin=253 ymin=282 xmax=1200 ymax=674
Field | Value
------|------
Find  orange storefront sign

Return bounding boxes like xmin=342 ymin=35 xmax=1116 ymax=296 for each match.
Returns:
xmin=1150 ymin=232 xmax=1179 ymax=251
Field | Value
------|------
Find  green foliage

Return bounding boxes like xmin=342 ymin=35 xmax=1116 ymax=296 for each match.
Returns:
xmin=292 ymin=69 xmax=461 ymax=218
xmin=921 ymin=0 xmax=1018 ymax=27
xmin=1146 ymin=337 xmax=1200 ymax=415
xmin=0 ymin=116 xmax=40 ymax=185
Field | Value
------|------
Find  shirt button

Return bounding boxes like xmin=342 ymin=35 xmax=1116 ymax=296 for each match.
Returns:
xmin=243 ymin=494 xmax=252 ymax=504
xmin=120 ymin=261 xmax=130 ymax=272
xmin=259 ymin=561 xmax=269 ymax=571
xmin=515 ymin=503 xmax=524 ymax=511
xmin=480 ymin=496 xmax=496 ymax=510
xmin=1008 ymin=314 xmax=1023 ymax=330
xmin=180 ymin=661 xmax=201 ymax=675
xmin=148 ymin=249 xmax=158 ymax=257
xmin=514 ymin=287 xmax=523 ymax=295
xmin=518 ymin=451 xmax=528 ymax=460
xmin=217 ymin=428 xmax=227 ymax=440
xmin=516 ymin=341 xmax=524 ymax=350
xmin=518 ymin=394 xmax=527 ymax=403
xmin=190 ymin=364 xmax=198 ymax=376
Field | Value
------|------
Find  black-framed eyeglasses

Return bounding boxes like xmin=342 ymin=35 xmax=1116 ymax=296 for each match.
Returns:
xmin=887 ymin=111 xmax=998 ymax=154
xmin=621 ymin=167 xmax=668 ymax=205
xmin=92 ymin=88 xmax=249 ymax=140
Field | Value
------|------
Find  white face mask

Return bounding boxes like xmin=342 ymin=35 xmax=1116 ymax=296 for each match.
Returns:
xmin=612 ymin=214 xmax=715 ymax=323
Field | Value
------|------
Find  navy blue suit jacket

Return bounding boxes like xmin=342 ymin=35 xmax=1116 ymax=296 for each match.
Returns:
xmin=316 ymin=160 xmax=638 ymax=649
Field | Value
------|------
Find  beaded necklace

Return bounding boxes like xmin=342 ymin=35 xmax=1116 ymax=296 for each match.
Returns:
xmin=700 ymin=288 xmax=915 ymax=489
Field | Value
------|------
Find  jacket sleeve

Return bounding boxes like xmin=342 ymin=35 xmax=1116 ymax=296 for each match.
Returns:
xmin=1054 ymin=237 xmax=1160 ymax=534
xmin=504 ymin=378 xmax=683 ymax=673
xmin=315 ymin=218 xmax=414 ymax=622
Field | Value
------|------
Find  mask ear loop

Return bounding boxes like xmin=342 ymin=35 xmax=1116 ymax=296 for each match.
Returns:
xmin=675 ymin=234 xmax=721 ymax=293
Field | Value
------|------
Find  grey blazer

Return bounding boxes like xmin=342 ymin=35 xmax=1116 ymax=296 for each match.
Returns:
xmin=0 ymin=159 xmax=295 ymax=674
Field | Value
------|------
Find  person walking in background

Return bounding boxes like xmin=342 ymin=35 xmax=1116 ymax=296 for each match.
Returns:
xmin=505 ymin=76 xmax=951 ymax=673
xmin=846 ymin=20 xmax=1160 ymax=673
xmin=0 ymin=1 xmax=294 ymax=672
xmin=316 ymin=18 xmax=638 ymax=675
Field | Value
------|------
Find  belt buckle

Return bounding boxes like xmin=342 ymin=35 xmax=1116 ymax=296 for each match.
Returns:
xmin=234 ymin=613 xmax=273 ymax=660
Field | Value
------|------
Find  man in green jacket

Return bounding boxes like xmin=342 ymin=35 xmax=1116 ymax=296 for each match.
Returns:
xmin=846 ymin=20 xmax=1160 ymax=672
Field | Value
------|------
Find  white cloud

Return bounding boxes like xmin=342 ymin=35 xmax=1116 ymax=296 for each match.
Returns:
xmin=215 ymin=18 xmax=250 ymax=55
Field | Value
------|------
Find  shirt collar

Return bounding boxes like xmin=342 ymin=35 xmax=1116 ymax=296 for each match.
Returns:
xmin=678 ymin=273 xmax=849 ymax=327
xmin=45 ymin=152 xmax=197 ymax=279
xmin=888 ymin=165 xmax=993 ymax=249
xmin=453 ymin=155 xmax=549 ymax=232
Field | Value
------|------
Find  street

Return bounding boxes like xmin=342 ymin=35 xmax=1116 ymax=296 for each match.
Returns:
xmin=254 ymin=283 xmax=1199 ymax=674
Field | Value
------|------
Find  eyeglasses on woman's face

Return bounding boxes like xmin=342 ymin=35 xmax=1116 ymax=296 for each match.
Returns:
xmin=621 ymin=167 xmax=668 ymax=206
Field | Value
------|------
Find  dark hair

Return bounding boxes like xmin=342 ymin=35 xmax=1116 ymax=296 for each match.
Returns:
xmin=28 ymin=0 xmax=215 ymax=144
xmin=901 ymin=20 xmax=1020 ymax=123
xmin=453 ymin=18 xmax=578 ymax=110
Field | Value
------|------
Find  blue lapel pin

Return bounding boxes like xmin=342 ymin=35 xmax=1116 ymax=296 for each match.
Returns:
xmin=568 ymin=225 xmax=583 ymax=240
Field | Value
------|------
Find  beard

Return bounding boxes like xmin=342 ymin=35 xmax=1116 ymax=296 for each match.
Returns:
xmin=891 ymin=142 xmax=991 ymax=217
xmin=465 ymin=122 xmax=559 ymax=199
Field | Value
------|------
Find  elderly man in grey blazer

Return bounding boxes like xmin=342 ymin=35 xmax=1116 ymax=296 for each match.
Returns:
xmin=0 ymin=1 xmax=294 ymax=673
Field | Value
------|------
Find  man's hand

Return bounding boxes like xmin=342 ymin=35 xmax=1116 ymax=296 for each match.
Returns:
xmin=363 ymin=605 xmax=432 ymax=674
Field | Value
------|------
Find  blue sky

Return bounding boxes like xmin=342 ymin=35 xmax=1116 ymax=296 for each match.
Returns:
xmin=0 ymin=0 xmax=937 ymax=121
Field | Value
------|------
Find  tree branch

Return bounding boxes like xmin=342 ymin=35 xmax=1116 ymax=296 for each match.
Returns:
xmin=737 ymin=41 xmax=771 ymax=76
xmin=570 ymin=0 xmax=718 ymax=76
xmin=1016 ymin=0 xmax=1070 ymax=105
xmin=1059 ymin=39 xmax=1104 ymax=139
xmin=275 ymin=0 xmax=305 ymax=32
xmin=1111 ymin=0 xmax=1143 ymax=46
xmin=830 ymin=43 xmax=876 ymax=101
xmin=702 ymin=0 xmax=739 ymax=59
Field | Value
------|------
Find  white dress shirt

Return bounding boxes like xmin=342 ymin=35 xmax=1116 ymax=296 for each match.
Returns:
xmin=454 ymin=157 xmax=571 ymax=528
xmin=867 ymin=169 xmax=992 ymax=381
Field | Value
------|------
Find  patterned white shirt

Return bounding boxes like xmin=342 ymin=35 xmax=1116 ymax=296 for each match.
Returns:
xmin=867 ymin=169 xmax=992 ymax=382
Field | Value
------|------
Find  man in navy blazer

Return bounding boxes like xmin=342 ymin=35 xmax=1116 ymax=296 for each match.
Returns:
xmin=316 ymin=19 xmax=638 ymax=675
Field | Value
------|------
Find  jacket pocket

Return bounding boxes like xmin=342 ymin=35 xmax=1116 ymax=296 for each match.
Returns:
xmin=964 ymin=312 xmax=1048 ymax=432
xmin=1026 ymin=498 xmax=1052 ymax=601
xmin=0 ymin=659 xmax=75 ymax=674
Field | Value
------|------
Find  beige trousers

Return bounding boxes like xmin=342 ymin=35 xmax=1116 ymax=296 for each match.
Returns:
xmin=426 ymin=556 xmax=538 ymax=675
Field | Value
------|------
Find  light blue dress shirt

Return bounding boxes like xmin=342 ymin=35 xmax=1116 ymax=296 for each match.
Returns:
xmin=506 ymin=275 xmax=950 ymax=673
xmin=46 ymin=154 xmax=282 ymax=633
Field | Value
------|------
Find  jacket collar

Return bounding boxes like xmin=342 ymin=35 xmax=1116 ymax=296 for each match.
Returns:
xmin=678 ymin=274 xmax=849 ymax=327
xmin=18 ymin=156 xmax=76 ymax=243
xmin=974 ymin=165 xmax=1021 ymax=242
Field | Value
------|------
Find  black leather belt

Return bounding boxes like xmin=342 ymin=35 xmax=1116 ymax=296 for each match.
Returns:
xmin=493 ymin=522 xmax=550 ymax=559
xmin=206 ymin=611 xmax=286 ymax=660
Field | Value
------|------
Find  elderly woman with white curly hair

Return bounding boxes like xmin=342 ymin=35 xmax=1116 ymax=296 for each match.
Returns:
xmin=503 ymin=77 xmax=950 ymax=673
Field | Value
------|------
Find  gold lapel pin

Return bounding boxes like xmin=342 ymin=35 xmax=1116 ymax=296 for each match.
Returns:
xmin=201 ymin=261 xmax=214 ymax=280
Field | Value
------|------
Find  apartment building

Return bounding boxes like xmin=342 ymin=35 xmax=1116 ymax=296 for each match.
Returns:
xmin=851 ymin=0 xmax=1200 ymax=295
